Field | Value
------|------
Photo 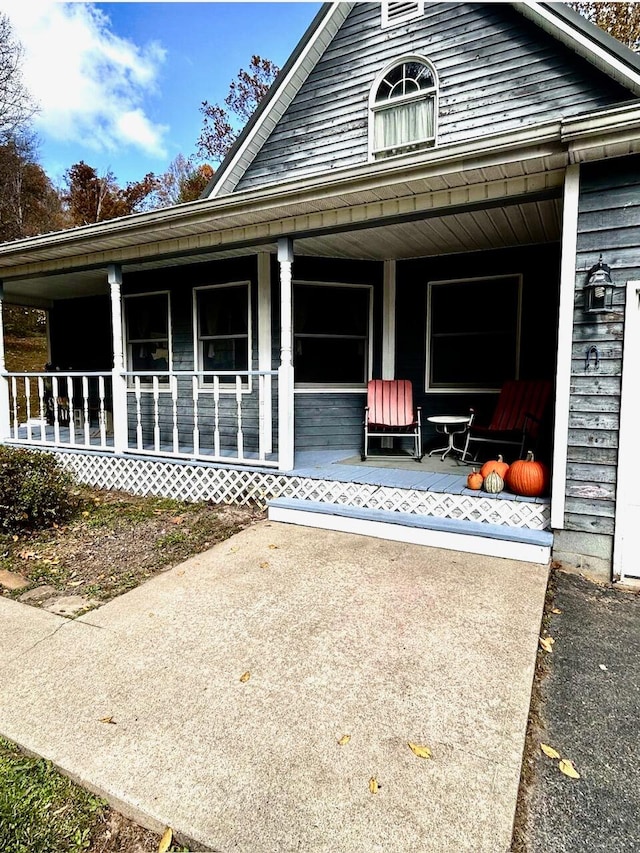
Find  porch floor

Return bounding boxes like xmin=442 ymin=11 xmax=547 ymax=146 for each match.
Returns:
xmin=290 ymin=449 xmax=549 ymax=505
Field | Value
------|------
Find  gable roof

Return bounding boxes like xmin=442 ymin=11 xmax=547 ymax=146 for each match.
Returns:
xmin=204 ymin=1 xmax=640 ymax=199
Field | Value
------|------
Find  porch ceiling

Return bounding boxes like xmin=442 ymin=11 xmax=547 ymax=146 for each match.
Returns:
xmin=3 ymin=194 xmax=562 ymax=304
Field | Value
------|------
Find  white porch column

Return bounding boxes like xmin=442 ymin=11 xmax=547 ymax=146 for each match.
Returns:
xmin=551 ymin=164 xmax=580 ymax=530
xmin=382 ymin=260 xmax=396 ymax=380
xmin=258 ymin=251 xmax=273 ymax=455
xmin=0 ymin=283 xmax=10 ymax=440
xmin=108 ymin=264 xmax=128 ymax=454
xmin=277 ymin=237 xmax=295 ymax=471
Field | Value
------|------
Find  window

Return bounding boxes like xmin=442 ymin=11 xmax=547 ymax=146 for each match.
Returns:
xmin=294 ymin=283 xmax=371 ymax=386
xmin=370 ymin=58 xmax=436 ymax=159
xmin=426 ymin=275 xmax=522 ymax=391
xmin=124 ymin=292 xmax=170 ymax=381
xmin=195 ymin=283 xmax=250 ymax=384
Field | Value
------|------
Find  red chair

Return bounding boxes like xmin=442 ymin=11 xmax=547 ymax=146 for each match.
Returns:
xmin=462 ymin=379 xmax=552 ymax=461
xmin=362 ymin=379 xmax=423 ymax=462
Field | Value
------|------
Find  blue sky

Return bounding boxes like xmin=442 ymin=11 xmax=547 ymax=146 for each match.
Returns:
xmin=3 ymin=2 xmax=321 ymax=187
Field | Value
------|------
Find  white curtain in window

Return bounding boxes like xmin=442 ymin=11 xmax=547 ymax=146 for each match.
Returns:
xmin=375 ymin=98 xmax=433 ymax=151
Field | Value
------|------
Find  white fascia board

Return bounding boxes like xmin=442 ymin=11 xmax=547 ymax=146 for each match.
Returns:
xmin=561 ymin=103 xmax=640 ymax=141
xmin=209 ymin=3 xmax=352 ymax=199
xmin=517 ymin=2 xmax=640 ymax=96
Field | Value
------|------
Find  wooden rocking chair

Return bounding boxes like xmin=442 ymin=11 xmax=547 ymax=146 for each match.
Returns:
xmin=362 ymin=379 xmax=423 ymax=462
xmin=462 ymin=379 xmax=552 ymax=462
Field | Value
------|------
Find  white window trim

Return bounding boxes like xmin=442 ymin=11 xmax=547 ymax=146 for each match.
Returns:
xmin=293 ymin=280 xmax=374 ymax=393
xmin=381 ymin=1 xmax=425 ymax=29
xmin=193 ymin=281 xmax=252 ymax=393
xmin=425 ymin=274 xmax=523 ymax=394
xmin=123 ymin=290 xmax=172 ymax=391
xmin=368 ymin=55 xmax=438 ymax=162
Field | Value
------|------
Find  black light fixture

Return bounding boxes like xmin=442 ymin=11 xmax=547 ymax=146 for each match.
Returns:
xmin=584 ymin=255 xmax=614 ymax=313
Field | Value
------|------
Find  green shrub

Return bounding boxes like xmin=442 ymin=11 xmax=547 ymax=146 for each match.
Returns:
xmin=0 ymin=447 xmax=79 ymax=533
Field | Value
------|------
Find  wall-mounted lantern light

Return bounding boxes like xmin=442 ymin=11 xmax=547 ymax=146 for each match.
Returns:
xmin=584 ymin=255 xmax=614 ymax=313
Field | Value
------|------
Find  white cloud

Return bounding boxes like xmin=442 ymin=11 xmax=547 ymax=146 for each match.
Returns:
xmin=2 ymin=0 xmax=168 ymax=158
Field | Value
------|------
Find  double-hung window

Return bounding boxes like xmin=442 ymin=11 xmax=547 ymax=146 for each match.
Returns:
xmin=294 ymin=283 xmax=371 ymax=386
xmin=195 ymin=282 xmax=250 ymax=385
xmin=371 ymin=58 xmax=437 ymax=159
xmin=124 ymin=292 xmax=170 ymax=383
xmin=426 ymin=275 xmax=522 ymax=391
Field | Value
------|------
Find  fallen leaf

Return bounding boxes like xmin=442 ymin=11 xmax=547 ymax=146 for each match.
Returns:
xmin=229 ymin=546 xmax=239 ymax=554
xmin=259 ymin=561 xmax=270 ymax=569
xmin=239 ymin=671 xmax=251 ymax=683
xmin=369 ymin=777 xmax=379 ymax=794
xmin=539 ymin=636 xmax=555 ymax=653
xmin=551 ymin=608 xmax=562 ymax=615
xmin=540 ymin=743 xmax=561 ymax=759
xmin=338 ymin=734 xmax=351 ymax=746
xmin=158 ymin=827 xmax=173 ymax=853
xmin=99 ymin=716 xmax=116 ymax=725
xmin=268 ymin=544 xmax=278 ymax=550
xmin=408 ymin=742 xmax=432 ymax=760
xmin=170 ymin=516 xmax=184 ymax=525
xmin=176 ymin=570 xmax=185 ymax=577
xmin=558 ymin=759 xmax=580 ymax=779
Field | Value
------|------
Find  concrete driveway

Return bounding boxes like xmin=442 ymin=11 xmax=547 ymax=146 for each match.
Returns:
xmin=0 ymin=521 xmax=548 ymax=852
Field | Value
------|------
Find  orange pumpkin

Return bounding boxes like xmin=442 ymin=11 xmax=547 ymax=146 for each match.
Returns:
xmin=466 ymin=469 xmax=483 ymax=490
xmin=505 ymin=451 xmax=549 ymax=497
xmin=480 ymin=454 xmax=509 ymax=480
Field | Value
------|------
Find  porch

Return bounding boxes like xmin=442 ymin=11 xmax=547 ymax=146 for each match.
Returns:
xmin=3 ymin=433 xmax=551 ymax=563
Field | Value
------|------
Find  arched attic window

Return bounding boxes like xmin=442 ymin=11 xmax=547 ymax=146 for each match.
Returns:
xmin=369 ymin=57 xmax=437 ymax=160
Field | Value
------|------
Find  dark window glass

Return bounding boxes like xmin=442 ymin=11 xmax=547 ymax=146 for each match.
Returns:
xmin=125 ymin=294 xmax=170 ymax=380
xmin=197 ymin=285 xmax=249 ymax=382
xmin=428 ymin=277 xmax=520 ymax=388
xmin=294 ymin=285 xmax=369 ymax=384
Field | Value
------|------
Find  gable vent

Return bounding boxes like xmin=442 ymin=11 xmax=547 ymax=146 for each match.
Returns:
xmin=382 ymin=1 xmax=425 ymax=29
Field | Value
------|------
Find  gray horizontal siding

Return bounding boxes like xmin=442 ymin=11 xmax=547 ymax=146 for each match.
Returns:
xmin=294 ymin=393 xmax=365 ymax=450
xmin=565 ymin=155 xmax=640 ymax=537
xmin=236 ymin=2 xmax=630 ymax=192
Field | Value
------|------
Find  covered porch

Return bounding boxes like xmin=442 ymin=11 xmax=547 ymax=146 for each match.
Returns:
xmin=0 ymin=127 xmax=576 ymax=562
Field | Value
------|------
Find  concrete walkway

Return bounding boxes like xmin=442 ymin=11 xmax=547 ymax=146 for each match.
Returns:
xmin=0 ymin=521 xmax=548 ymax=852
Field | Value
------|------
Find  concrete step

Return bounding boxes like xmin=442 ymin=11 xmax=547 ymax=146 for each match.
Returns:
xmin=268 ymin=497 xmax=552 ymax=564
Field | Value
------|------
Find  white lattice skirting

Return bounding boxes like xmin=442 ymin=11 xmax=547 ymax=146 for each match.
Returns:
xmin=42 ymin=449 xmax=551 ymax=531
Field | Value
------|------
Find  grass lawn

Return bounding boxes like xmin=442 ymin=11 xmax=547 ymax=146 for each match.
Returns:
xmin=0 ymin=480 xmax=262 ymax=850
xmin=0 ymin=736 xmax=191 ymax=852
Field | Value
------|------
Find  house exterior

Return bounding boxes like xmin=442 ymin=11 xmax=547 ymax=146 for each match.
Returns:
xmin=1 ymin=1 xmax=640 ymax=580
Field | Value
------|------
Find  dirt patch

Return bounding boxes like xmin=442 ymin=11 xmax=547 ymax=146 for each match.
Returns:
xmin=1 ymin=487 xmax=263 ymax=614
xmin=89 ymin=810 xmax=168 ymax=852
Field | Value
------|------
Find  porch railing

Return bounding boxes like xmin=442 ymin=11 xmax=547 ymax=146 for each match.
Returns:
xmin=123 ymin=370 xmax=277 ymax=466
xmin=3 ymin=369 xmax=278 ymax=468
xmin=5 ymin=372 xmax=114 ymax=450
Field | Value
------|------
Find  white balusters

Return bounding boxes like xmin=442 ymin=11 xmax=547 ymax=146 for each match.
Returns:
xmin=135 ymin=376 xmax=143 ymax=450
xmin=213 ymin=375 xmax=220 ymax=458
xmin=98 ymin=375 xmax=107 ymax=447
xmin=236 ymin=375 xmax=244 ymax=460
xmin=3 ymin=369 xmax=279 ymax=467
xmin=192 ymin=376 xmax=200 ymax=457
xmin=67 ymin=377 xmax=75 ymax=446
xmin=258 ymin=373 xmax=266 ymax=461
xmin=82 ymin=376 xmax=90 ymax=446
xmin=153 ymin=376 xmax=160 ymax=452
xmin=172 ymin=374 xmax=179 ymax=454
xmin=38 ymin=377 xmax=46 ymax=441
xmin=25 ymin=377 xmax=32 ymax=441
xmin=52 ymin=376 xmax=60 ymax=445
